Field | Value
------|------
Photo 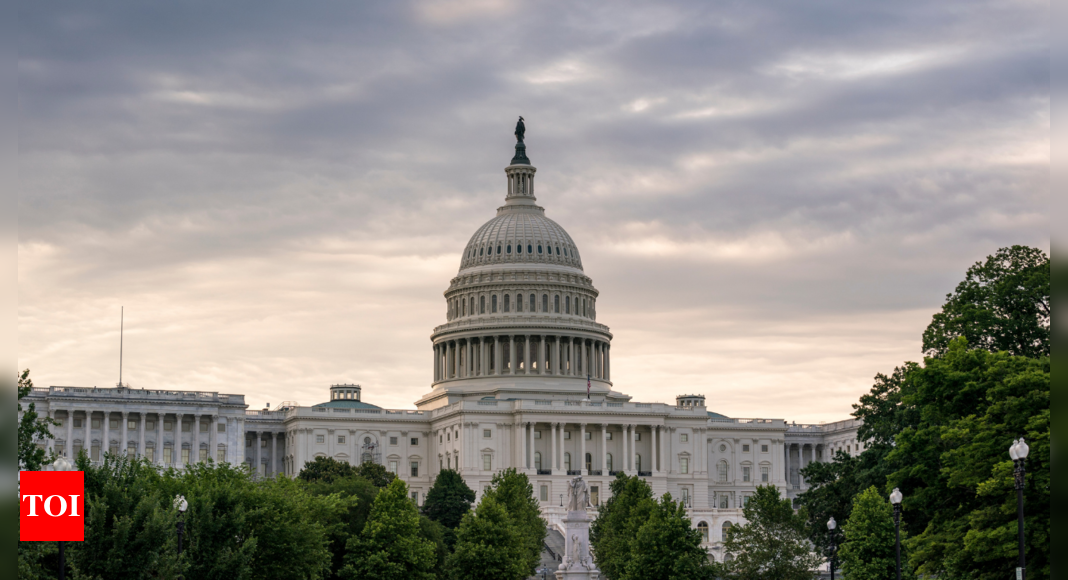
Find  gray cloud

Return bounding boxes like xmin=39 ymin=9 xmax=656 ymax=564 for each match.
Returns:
xmin=18 ymin=0 xmax=1048 ymax=420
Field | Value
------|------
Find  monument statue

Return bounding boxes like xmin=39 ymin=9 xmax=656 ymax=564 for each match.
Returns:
xmin=567 ymin=476 xmax=590 ymax=512
xmin=514 ymin=116 xmax=526 ymax=143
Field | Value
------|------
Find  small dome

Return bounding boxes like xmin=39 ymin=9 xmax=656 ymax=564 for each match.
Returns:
xmin=458 ymin=206 xmax=583 ymax=272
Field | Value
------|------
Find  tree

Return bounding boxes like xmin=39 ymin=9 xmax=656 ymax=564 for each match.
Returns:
xmin=481 ymin=468 xmax=546 ymax=576
xmin=721 ymin=485 xmax=821 ymax=580
xmin=299 ymin=456 xmax=357 ymax=484
xmin=589 ymin=474 xmax=655 ymax=580
xmin=421 ymin=468 xmax=475 ymax=546
xmin=838 ymin=487 xmax=900 ymax=580
xmin=355 ymin=461 xmax=398 ymax=488
xmin=304 ymin=475 xmax=381 ymax=580
xmin=923 ymin=245 xmax=1049 ymax=359
xmin=17 ymin=369 xmax=56 ymax=471
xmin=341 ymin=478 xmax=437 ymax=580
xmin=445 ymin=496 xmax=528 ymax=580
xmin=620 ymin=493 xmax=719 ymax=580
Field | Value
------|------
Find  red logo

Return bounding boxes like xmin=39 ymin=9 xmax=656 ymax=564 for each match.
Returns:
xmin=20 ymin=471 xmax=85 ymax=541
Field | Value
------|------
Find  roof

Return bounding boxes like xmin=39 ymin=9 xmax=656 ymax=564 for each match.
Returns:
xmin=313 ymin=400 xmax=382 ymax=410
xmin=459 ymin=207 xmax=584 ymax=272
xmin=707 ymin=410 xmax=730 ymax=420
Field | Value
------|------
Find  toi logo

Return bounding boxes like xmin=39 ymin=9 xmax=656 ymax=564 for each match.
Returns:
xmin=20 ymin=471 xmax=85 ymax=541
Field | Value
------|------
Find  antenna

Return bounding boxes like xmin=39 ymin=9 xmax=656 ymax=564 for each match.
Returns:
xmin=119 ymin=306 xmax=124 ymax=387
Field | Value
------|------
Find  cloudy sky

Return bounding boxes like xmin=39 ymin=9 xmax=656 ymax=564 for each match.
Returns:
xmin=18 ymin=0 xmax=1048 ymax=422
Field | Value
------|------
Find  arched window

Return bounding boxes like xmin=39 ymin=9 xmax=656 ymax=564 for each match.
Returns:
xmin=504 ymin=294 xmax=511 ymax=312
xmin=529 ymin=294 xmax=535 ymax=311
xmin=585 ymin=453 xmax=592 ymax=471
xmin=492 ymin=295 xmax=498 ymax=313
xmin=565 ymin=452 xmax=571 ymax=472
xmin=606 ymin=453 xmax=613 ymax=472
xmin=566 ymin=296 xmax=571 ymax=314
xmin=724 ymin=553 xmax=734 ymax=563
xmin=462 ymin=300 xmax=467 ymax=316
xmin=480 ymin=296 xmax=485 ymax=314
xmin=515 ymin=294 xmax=522 ymax=312
xmin=583 ymin=299 xmax=587 ymax=317
xmin=538 ymin=245 xmax=543 ymax=254
xmin=517 ymin=243 xmax=522 ymax=254
xmin=556 ymin=246 xmax=560 ymax=255
xmin=722 ymin=521 xmax=733 ymax=540
xmin=534 ymin=452 xmax=542 ymax=471
xmin=497 ymin=245 xmax=501 ymax=254
xmin=554 ymin=295 xmax=560 ymax=313
xmin=698 ymin=522 xmax=709 ymax=543
xmin=564 ymin=248 xmax=568 ymax=256
xmin=480 ymin=247 xmax=484 ymax=256
xmin=719 ymin=460 xmax=729 ymax=482
xmin=506 ymin=244 xmax=512 ymax=254
xmin=527 ymin=244 xmax=533 ymax=254
xmin=542 ymin=294 xmax=548 ymax=312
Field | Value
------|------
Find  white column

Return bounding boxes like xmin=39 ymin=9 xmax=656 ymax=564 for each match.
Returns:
xmin=270 ymin=432 xmax=277 ymax=476
xmin=538 ymin=336 xmax=546 ymax=375
xmin=518 ymin=422 xmax=526 ymax=470
xmin=550 ymin=422 xmax=558 ymax=474
xmin=605 ymin=344 xmax=610 ymax=381
xmin=174 ymin=413 xmax=184 ymax=467
xmin=567 ymin=338 xmax=574 ymax=375
xmin=480 ymin=339 xmax=487 ymax=377
xmin=508 ymin=337 xmax=516 ymax=375
xmin=652 ymin=426 xmax=658 ymax=474
xmin=101 ymin=410 xmax=109 ymax=459
xmin=254 ymin=431 xmax=262 ymax=478
xmin=120 ymin=411 xmax=129 ymax=455
xmin=601 ymin=425 xmax=608 ymax=473
xmin=156 ymin=413 xmax=164 ymax=465
xmin=193 ymin=415 xmax=201 ymax=463
xmin=529 ymin=422 xmax=536 ymax=472
xmin=209 ymin=414 xmax=218 ymax=462
xmin=632 ymin=425 xmax=639 ymax=473
xmin=138 ymin=413 xmax=146 ymax=458
xmin=83 ymin=409 xmax=91 ymax=460
xmin=580 ymin=423 xmax=587 ymax=475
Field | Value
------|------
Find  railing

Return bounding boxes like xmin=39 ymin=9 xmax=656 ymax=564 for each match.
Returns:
xmin=588 ymin=470 xmax=602 ymax=476
xmin=535 ymin=400 xmax=552 ymax=406
xmin=635 ymin=403 xmax=652 ymax=408
xmin=564 ymin=401 xmax=582 ymax=406
xmin=638 ymin=471 xmax=652 ymax=477
xmin=537 ymin=470 xmax=552 ymax=475
xmin=567 ymin=470 xmax=581 ymax=476
xmin=313 ymin=408 xmax=328 ymax=413
xmin=607 ymin=403 xmax=623 ymax=407
xmin=477 ymin=401 xmax=498 ymax=406
xmin=609 ymin=470 xmax=622 ymax=476
xmin=34 ymin=386 xmax=244 ymax=404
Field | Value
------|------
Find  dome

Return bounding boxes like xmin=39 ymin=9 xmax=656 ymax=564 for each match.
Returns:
xmin=458 ymin=205 xmax=583 ymax=272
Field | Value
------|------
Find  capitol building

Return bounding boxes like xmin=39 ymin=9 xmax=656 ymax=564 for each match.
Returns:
xmin=23 ymin=129 xmax=864 ymax=563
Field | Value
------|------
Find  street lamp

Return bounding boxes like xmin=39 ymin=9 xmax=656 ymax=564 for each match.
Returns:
xmin=52 ymin=456 xmax=74 ymax=580
xmin=174 ymin=494 xmax=188 ymax=578
xmin=1010 ymin=438 xmax=1029 ymax=580
xmin=827 ymin=517 xmax=837 ymax=580
xmin=890 ymin=487 xmax=903 ymax=580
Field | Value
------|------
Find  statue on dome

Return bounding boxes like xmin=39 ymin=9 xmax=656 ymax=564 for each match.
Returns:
xmin=514 ymin=116 xmax=526 ymax=143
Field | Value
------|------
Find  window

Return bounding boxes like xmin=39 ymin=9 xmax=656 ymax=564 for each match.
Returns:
xmin=564 ymin=431 xmax=571 ymax=440
xmin=316 ymin=435 xmax=325 ymax=444
xmin=591 ymin=485 xmax=599 ymax=506
xmin=566 ymin=296 xmax=571 ymax=313
xmin=480 ymin=296 xmax=485 ymax=313
xmin=554 ymin=295 xmax=560 ymax=313
xmin=719 ymin=460 xmax=729 ymax=482
xmin=761 ymin=444 xmax=768 ymax=453
xmin=540 ymin=485 xmax=548 ymax=501
xmin=181 ymin=449 xmax=190 ymax=464
xmin=147 ymin=421 xmax=156 ymax=430
xmin=744 ymin=495 xmax=752 ymax=507
xmin=743 ymin=466 xmax=751 ymax=482
xmin=698 ymin=522 xmax=709 ymax=543
xmin=585 ymin=453 xmax=592 ymax=471
xmin=634 ymin=432 xmax=641 ymax=441
xmin=681 ymin=433 xmax=689 ymax=443
xmin=110 ymin=419 xmax=119 ymax=429
xmin=411 ymin=438 xmax=419 ymax=446
xmin=720 ymin=495 xmax=729 ymax=509
xmin=74 ymin=418 xmax=82 ymax=428
xmin=534 ymin=452 xmax=542 ymax=471
xmin=527 ymin=244 xmax=533 ymax=254
xmin=584 ymin=431 xmax=592 ymax=440
xmin=182 ymin=422 xmax=191 ymax=433
xmin=682 ymin=487 xmax=690 ymax=505
xmin=564 ymin=452 xmax=571 ymax=471
xmin=516 ymin=293 xmax=522 ymax=311
xmin=680 ymin=457 xmax=689 ymax=474
xmin=555 ymin=246 xmax=560 ymax=255
xmin=529 ymin=294 xmax=535 ymax=311
xmin=564 ymin=247 xmax=569 ymax=256
xmin=606 ymin=453 xmax=613 ymax=472
xmin=479 ymin=247 xmax=484 ymax=256
xmin=411 ymin=461 xmax=419 ymax=477
xmin=534 ymin=430 xmax=542 ymax=439
xmin=127 ymin=444 xmax=136 ymax=456
xmin=389 ymin=461 xmax=398 ymax=474
xmin=246 ymin=439 xmax=252 ymax=447
xmin=722 ymin=521 xmax=733 ymax=538
xmin=217 ymin=446 xmax=226 ymax=462
xmin=483 ymin=429 xmax=492 ymax=438
xmin=542 ymin=294 xmax=548 ymax=311
xmin=504 ymin=294 xmax=510 ymax=312
xmin=200 ymin=421 xmax=209 ymax=432
xmin=92 ymin=419 xmax=101 ymax=429
xmin=390 ymin=437 xmax=398 ymax=445
xmin=635 ymin=454 xmax=642 ymax=472
xmin=447 ymin=432 xmax=451 ymax=441
xmin=606 ymin=432 xmax=613 ymax=440
xmin=483 ymin=454 xmax=492 ymax=470
xmin=743 ymin=444 xmax=750 ymax=452
xmin=439 ymin=434 xmax=443 ymax=443
xmin=761 ymin=466 xmax=769 ymax=482
xmin=261 ymin=439 xmax=268 ymax=448
xmin=163 ymin=447 xmax=172 ymax=464
xmin=517 ymin=243 xmax=522 ymax=254
xmin=496 ymin=245 xmax=501 ymax=254
xmin=338 ymin=435 xmax=346 ymax=444
xmin=199 ymin=448 xmax=208 ymax=462
xmin=492 ymin=295 xmax=497 ymax=312
xmin=506 ymin=244 xmax=511 ymax=254
xmin=55 ymin=419 xmax=64 ymax=428
xmin=538 ymin=244 xmax=543 ymax=254
xmin=411 ymin=491 xmax=419 ymax=503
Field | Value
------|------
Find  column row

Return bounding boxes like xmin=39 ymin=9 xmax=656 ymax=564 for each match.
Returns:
xmin=434 ymin=335 xmax=610 ymax=382
xmin=515 ymin=422 xmax=670 ymax=476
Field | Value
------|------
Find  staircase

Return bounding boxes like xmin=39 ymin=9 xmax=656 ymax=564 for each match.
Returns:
xmin=530 ymin=528 xmax=566 ymax=579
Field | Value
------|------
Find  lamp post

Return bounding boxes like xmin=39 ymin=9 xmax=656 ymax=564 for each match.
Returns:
xmin=1010 ymin=438 xmax=1029 ymax=580
xmin=890 ymin=487 xmax=903 ymax=580
xmin=827 ymin=517 xmax=837 ymax=580
xmin=52 ymin=456 xmax=74 ymax=580
xmin=174 ymin=495 xmax=188 ymax=578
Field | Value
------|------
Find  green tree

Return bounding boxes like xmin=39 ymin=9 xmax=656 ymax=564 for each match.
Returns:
xmin=923 ymin=245 xmax=1049 ymax=359
xmin=722 ymin=485 xmax=821 ymax=580
xmin=421 ymin=468 xmax=475 ymax=548
xmin=481 ymin=468 xmax=546 ymax=575
xmin=341 ymin=478 xmax=437 ymax=580
xmin=589 ymin=474 xmax=655 ymax=580
xmin=303 ymin=475 xmax=380 ymax=580
xmin=17 ymin=369 xmax=56 ymax=471
xmin=355 ymin=461 xmax=398 ymax=488
xmin=445 ymin=496 xmax=528 ymax=580
xmin=620 ymin=493 xmax=718 ymax=580
xmin=838 ymin=487 xmax=900 ymax=580
xmin=417 ymin=515 xmax=449 ymax=579
xmin=299 ymin=456 xmax=357 ymax=484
